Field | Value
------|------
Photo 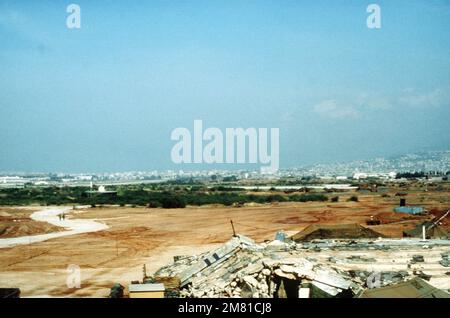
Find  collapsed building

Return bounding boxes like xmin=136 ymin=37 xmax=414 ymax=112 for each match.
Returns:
xmin=149 ymin=234 xmax=450 ymax=298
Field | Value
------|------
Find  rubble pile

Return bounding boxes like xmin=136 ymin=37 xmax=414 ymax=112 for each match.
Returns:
xmin=152 ymin=234 xmax=446 ymax=298
xmin=440 ymin=252 xmax=449 ymax=267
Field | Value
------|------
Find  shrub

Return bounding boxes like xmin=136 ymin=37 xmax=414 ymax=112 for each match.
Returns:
xmin=147 ymin=201 xmax=161 ymax=208
xmin=289 ymin=194 xmax=328 ymax=202
xmin=265 ymin=195 xmax=287 ymax=203
xmin=331 ymin=196 xmax=339 ymax=202
xmin=161 ymin=196 xmax=186 ymax=209
xmin=348 ymin=195 xmax=359 ymax=202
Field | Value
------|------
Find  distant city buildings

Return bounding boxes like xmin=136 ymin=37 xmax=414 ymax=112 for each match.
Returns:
xmin=0 ymin=150 xmax=448 ymax=188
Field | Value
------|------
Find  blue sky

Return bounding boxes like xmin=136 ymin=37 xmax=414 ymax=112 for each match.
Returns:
xmin=1 ymin=0 xmax=449 ymax=172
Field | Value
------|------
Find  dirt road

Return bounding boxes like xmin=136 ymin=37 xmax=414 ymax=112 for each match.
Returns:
xmin=0 ymin=207 xmax=108 ymax=249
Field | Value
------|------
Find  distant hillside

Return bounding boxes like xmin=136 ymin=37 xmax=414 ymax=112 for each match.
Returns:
xmin=297 ymin=150 xmax=450 ymax=176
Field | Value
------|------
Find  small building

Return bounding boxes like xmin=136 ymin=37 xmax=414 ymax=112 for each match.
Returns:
xmin=394 ymin=206 xmax=424 ymax=215
xmin=128 ymin=283 xmax=165 ymax=298
xmin=85 ymin=185 xmax=117 ymax=198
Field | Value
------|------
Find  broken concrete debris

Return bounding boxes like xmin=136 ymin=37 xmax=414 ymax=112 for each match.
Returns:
xmin=346 ymin=255 xmax=376 ymax=263
xmin=413 ymin=270 xmax=432 ymax=281
xmin=109 ymin=283 xmax=125 ymax=298
xmin=152 ymin=234 xmax=450 ymax=298
xmin=411 ymin=255 xmax=425 ymax=263
xmin=440 ymin=252 xmax=449 ymax=267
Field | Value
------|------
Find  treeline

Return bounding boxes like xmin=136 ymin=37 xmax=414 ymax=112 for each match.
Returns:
xmin=0 ymin=186 xmax=328 ymax=208
xmin=396 ymin=172 xmax=426 ymax=179
xmin=396 ymin=171 xmax=449 ymax=179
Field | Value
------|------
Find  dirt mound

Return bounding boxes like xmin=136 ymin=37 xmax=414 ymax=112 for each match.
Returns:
xmin=0 ymin=220 xmax=63 ymax=238
xmin=277 ymin=215 xmax=319 ymax=224
xmin=429 ymin=208 xmax=447 ymax=218
xmin=291 ymin=223 xmax=385 ymax=241
xmin=375 ymin=212 xmax=426 ymax=224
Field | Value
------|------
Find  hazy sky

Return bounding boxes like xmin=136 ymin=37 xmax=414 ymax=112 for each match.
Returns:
xmin=1 ymin=0 xmax=449 ymax=172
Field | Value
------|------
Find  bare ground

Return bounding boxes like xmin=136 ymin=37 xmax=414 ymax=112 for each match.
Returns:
xmin=0 ymin=191 xmax=448 ymax=297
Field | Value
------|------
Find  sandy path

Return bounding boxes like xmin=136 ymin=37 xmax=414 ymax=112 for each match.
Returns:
xmin=0 ymin=207 xmax=108 ymax=249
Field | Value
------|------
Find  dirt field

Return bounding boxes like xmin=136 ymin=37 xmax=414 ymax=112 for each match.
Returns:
xmin=0 ymin=191 xmax=448 ymax=297
xmin=0 ymin=207 xmax=62 ymax=238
